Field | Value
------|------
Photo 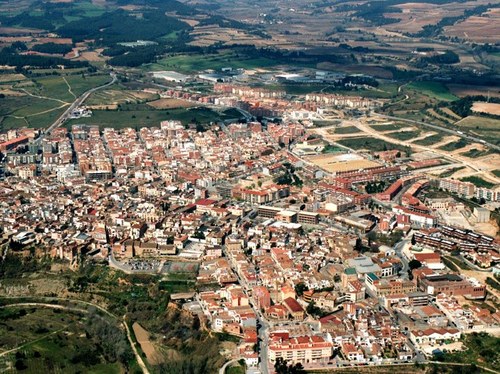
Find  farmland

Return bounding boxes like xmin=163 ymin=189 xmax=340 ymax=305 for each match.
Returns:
xmin=407 ymin=82 xmax=458 ymax=101
xmin=337 ymin=137 xmax=407 ymax=153
xmin=66 ymin=105 xmax=238 ymax=128
xmin=455 ymin=116 xmax=500 ymax=145
xmin=147 ymin=51 xmax=279 ymax=74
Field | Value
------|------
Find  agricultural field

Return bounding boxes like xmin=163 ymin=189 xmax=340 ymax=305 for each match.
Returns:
xmin=385 ymin=130 xmax=422 ymax=142
xmin=147 ymin=51 xmax=279 ymax=74
xmin=147 ymin=98 xmax=197 ymax=109
xmin=328 ymin=126 xmax=361 ymax=135
xmin=460 ymin=148 xmax=496 ymax=158
xmin=0 ymin=306 xmax=130 ymax=374
xmin=438 ymin=138 xmax=468 ymax=151
xmin=407 ymin=82 xmax=458 ymax=101
xmin=0 ymin=73 xmax=113 ymax=130
xmin=86 ymin=89 xmax=159 ymax=109
xmin=368 ymin=123 xmax=408 ymax=132
xmin=413 ymin=133 xmax=446 ymax=146
xmin=444 ymin=7 xmax=500 ymax=43
xmin=471 ymin=102 xmax=500 ymax=116
xmin=447 ymin=84 xmax=500 ymax=99
xmin=337 ymin=137 xmax=407 ymax=153
xmin=66 ymin=104 xmax=238 ymax=128
xmin=455 ymin=116 xmax=500 ymax=145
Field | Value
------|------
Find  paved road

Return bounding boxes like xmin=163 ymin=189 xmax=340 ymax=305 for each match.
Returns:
xmin=371 ymin=112 xmax=500 ymax=152
xmin=34 ymin=72 xmax=117 ymax=145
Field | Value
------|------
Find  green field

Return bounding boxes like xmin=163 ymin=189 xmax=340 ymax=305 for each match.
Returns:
xmin=24 ymin=74 xmax=112 ymax=102
xmin=0 ymin=306 xmax=130 ymax=374
xmin=0 ymin=95 xmax=68 ymax=130
xmin=460 ymin=148 xmax=496 ymax=158
xmin=413 ymin=133 xmax=445 ymax=145
xmin=386 ymin=130 xmax=421 ymax=141
xmin=337 ymin=137 xmax=408 ymax=152
xmin=439 ymin=166 xmax=465 ymax=178
xmin=67 ymin=104 xmax=238 ymax=128
xmin=460 ymin=176 xmax=496 ymax=189
xmin=330 ymin=126 xmax=361 ymax=134
xmin=455 ymin=116 xmax=500 ymax=145
xmin=369 ymin=123 xmax=407 ymax=131
xmin=408 ymin=81 xmax=458 ymax=101
xmin=438 ymin=138 xmax=468 ymax=151
xmin=148 ymin=51 xmax=280 ymax=74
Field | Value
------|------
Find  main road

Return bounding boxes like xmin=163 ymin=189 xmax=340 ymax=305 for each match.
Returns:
xmin=34 ymin=72 xmax=117 ymax=145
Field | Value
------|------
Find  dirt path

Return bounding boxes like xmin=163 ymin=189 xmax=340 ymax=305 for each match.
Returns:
xmin=19 ymin=89 xmax=69 ymax=104
xmin=63 ymin=76 xmax=77 ymax=100
xmin=124 ymin=318 xmax=151 ymax=374
xmin=0 ymin=298 xmax=149 ymax=374
xmin=0 ymin=327 xmax=67 ymax=357
xmin=132 ymin=322 xmax=163 ymax=366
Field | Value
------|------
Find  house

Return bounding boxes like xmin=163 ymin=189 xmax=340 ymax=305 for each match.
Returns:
xmin=283 ymin=297 xmax=305 ymax=320
xmin=410 ymin=328 xmax=460 ymax=346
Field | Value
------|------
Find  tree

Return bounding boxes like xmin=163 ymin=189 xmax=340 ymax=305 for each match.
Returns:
xmin=274 ymin=358 xmax=305 ymax=374
xmin=409 ymin=259 xmax=422 ymax=271
xmin=294 ymin=282 xmax=308 ymax=297
xmin=354 ymin=237 xmax=363 ymax=252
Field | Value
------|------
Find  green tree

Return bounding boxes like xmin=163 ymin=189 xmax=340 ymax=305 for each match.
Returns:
xmin=294 ymin=282 xmax=308 ymax=297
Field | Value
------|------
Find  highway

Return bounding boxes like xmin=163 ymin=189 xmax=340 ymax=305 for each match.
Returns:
xmin=371 ymin=112 xmax=500 ymax=152
xmin=34 ymin=72 xmax=117 ymax=145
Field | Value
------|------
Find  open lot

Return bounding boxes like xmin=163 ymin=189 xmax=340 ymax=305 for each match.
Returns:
xmin=305 ymin=153 xmax=380 ymax=173
xmin=147 ymin=98 xmax=197 ymax=109
xmin=471 ymin=102 xmax=500 ymax=116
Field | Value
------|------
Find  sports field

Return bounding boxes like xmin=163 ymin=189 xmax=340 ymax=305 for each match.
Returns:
xmin=306 ymin=153 xmax=380 ymax=173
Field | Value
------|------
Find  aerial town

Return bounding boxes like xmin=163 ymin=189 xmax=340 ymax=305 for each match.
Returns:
xmin=0 ymin=0 xmax=499 ymax=373
xmin=1 ymin=78 xmax=499 ymax=373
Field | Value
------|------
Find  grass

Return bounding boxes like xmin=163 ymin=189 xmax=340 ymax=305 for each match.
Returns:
xmin=0 ymin=95 xmax=68 ymax=130
xmin=386 ymin=130 xmax=421 ymax=141
xmin=147 ymin=51 xmax=279 ymax=74
xmin=408 ymin=81 xmax=458 ymax=101
xmin=0 ymin=74 xmax=113 ymax=130
xmin=437 ymin=332 xmax=499 ymax=371
xmin=330 ymin=126 xmax=361 ymax=134
xmin=66 ymin=104 xmax=233 ymax=128
xmin=0 ymin=306 xmax=128 ymax=374
xmin=460 ymin=148 xmax=496 ymax=158
xmin=413 ymin=133 xmax=445 ymax=145
xmin=23 ymin=74 xmax=112 ymax=102
xmin=438 ymin=138 xmax=468 ymax=151
xmin=369 ymin=124 xmax=406 ymax=131
xmin=337 ymin=137 xmax=406 ymax=152
xmin=460 ymin=176 xmax=496 ymax=189
xmin=322 ymin=144 xmax=344 ymax=153
xmin=455 ymin=116 xmax=500 ymax=145
xmin=439 ymin=166 xmax=465 ymax=178
xmin=444 ymin=256 xmax=471 ymax=271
